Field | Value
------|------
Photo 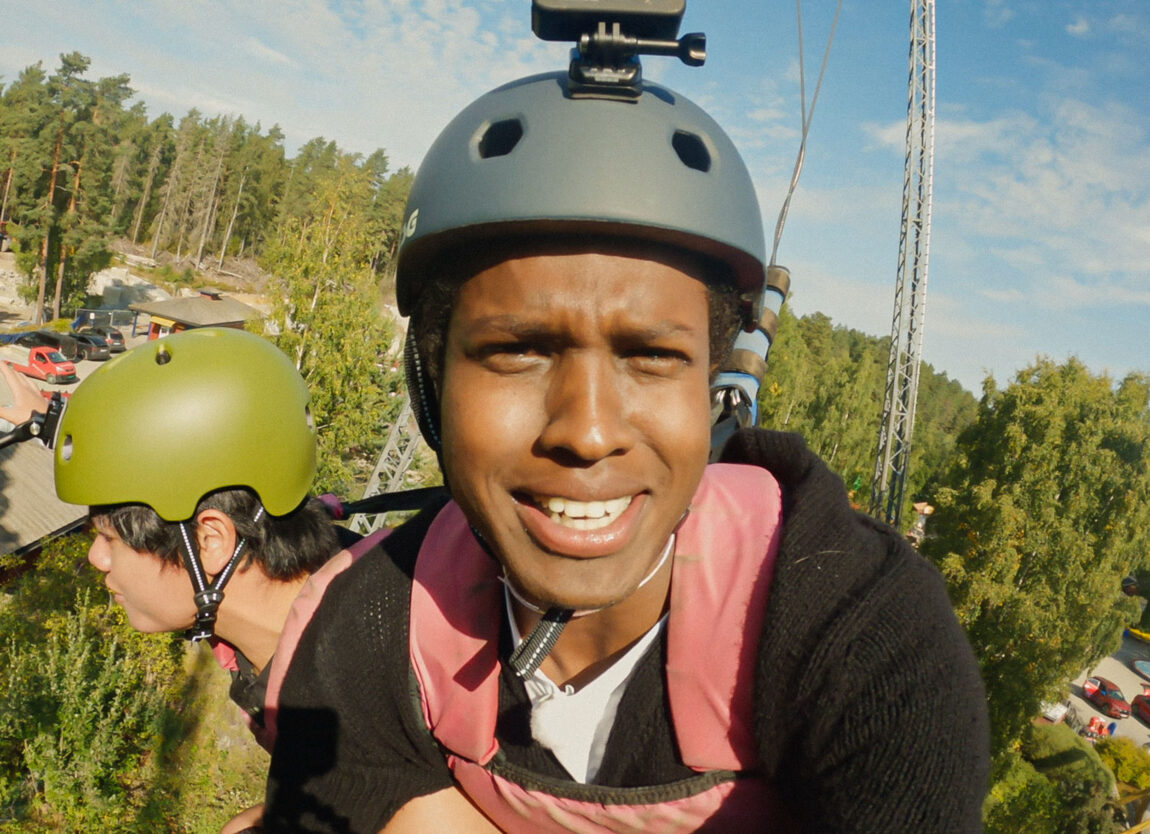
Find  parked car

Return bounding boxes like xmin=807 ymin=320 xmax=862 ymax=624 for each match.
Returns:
xmin=0 ymin=344 xmax=77 ymax=384
xmin=74 ymin=333 xmax=111 ymax=361
xmin=1084 ymin=676 xmax=1131 ymax=719
xmin=1132 ymin=694 xmax=1150 ymax=725
xmin=76 ymin=325 xmax=125 ymax=353
xmin=16 ymin=330 xmax=80 ymax=361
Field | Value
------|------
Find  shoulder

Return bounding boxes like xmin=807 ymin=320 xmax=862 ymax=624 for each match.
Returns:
xmin=725 ymin=430 xmax=973 ymax=686
xmin=267 ymin=498 xmax=456 ymax=830
xmin=725 ymin=430 xmax=988 ymax=829
xmin=720 ymin=428 xmax=934 ymax=606
xmin=318 ymin=496 xmax=448 ymax=605
xmin=297 ymin=497 xmax=448 ymax=665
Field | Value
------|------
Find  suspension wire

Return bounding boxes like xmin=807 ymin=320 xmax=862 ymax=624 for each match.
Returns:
xmin=770 ymin=0 xmax=844 ymax=266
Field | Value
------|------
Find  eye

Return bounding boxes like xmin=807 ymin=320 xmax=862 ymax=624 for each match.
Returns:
xmin=477 ymin=342 xmax=546 ymax=372
xmin=624 ymin=347 xmax=691 ymax=376
xmin=480 ymin=341 xmax=533 ymax=358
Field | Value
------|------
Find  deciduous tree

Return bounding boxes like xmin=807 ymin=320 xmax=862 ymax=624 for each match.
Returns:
xmin=923 ymin=359 xmax=1150 ymax=755
xmin=261 ymin=150 xmax=410 ymax=495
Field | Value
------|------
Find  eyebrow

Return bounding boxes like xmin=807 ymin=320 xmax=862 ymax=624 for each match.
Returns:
xmin=463 ymin=314 xmax=699 ymax=340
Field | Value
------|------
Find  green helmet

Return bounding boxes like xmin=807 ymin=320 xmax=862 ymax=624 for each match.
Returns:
xmin=54 ymin=328 xmax=315 ymax=521
xmin=395 ymin=70 xmax=767 ymax=316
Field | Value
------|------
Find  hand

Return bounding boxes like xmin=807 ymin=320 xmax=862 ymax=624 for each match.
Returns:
xmin=0 ymin=361 xmax=48 ymax=427
xmin=220 ymin=802 xmax=264 ymax=834
xmin=380 ymin=788 xmax=501 ymax=832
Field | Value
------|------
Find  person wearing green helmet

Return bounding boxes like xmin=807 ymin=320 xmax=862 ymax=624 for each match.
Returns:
xmin=264 ymin=9 xmax=988 ymax=834
xmin=2 ymin=328 xmax=350 ymax=834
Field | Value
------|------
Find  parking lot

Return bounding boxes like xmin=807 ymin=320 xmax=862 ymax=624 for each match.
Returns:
xmin=34 ymin=328 xmax=150 ymax=392
xmin=1065 ymin=631 xmax=1150 ymax=746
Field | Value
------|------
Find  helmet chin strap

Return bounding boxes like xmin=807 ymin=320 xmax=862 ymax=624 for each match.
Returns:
xmin=508 ymin=606 xmax=573 ymax=679
xmin=178 ymin=507 xmax=266 ymax=642
xmin=505 ymin=533 xmax=676 ymax=678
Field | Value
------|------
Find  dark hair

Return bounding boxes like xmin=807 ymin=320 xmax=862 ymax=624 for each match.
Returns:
xmin=410 ymin=235 xmax=743 ymax=389
xmin=91 ymin=489 xmax=340 ymax=581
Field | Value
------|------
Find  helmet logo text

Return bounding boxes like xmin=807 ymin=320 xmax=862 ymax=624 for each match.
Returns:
xmin=403 ymin=209 xmax=419 ymax=243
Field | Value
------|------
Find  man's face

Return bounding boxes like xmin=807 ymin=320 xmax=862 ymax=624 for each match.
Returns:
xmin=439 ymin=247 xmax=713 ymax=611
xmin=87 ymin=516 xmax=197 ymax=633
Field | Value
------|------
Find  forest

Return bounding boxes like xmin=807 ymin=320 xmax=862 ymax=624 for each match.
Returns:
xmin=2 ymin=53 xmax=1150 ymax=832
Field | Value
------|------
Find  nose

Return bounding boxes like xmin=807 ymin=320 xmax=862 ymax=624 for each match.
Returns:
xmin=87 ymin=536 xmax=111 ymax=572
xmin=538 ymin=353 xmax=636 ymax=464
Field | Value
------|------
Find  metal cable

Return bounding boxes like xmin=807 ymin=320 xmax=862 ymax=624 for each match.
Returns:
xmin=770 ymin=0 xmax=844 ymax=266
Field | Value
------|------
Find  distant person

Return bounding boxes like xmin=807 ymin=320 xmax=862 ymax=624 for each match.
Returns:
xmin=262 ymin=15 xmax=990 ymax=833
xmin=1 ymin=328 xmax=358 ymax=834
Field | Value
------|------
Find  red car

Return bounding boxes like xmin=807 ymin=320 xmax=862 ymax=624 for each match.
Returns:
xmin=1132 ymin=694 xmax=1150 ymax=724
xmin=1084 ymin=676 xmax=1131 ymax=719
xmin=0 ymin=345 xmax=77 ymax=384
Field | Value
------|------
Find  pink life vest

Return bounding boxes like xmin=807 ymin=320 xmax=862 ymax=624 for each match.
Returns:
xmin=409 ymin=463 xmax=787 ymax=832
xmin=211 ymin=527 xmax=391 ymax=752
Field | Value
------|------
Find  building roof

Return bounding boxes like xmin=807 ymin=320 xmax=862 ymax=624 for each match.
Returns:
xmin=128 ymin=292 xmax=260 ymax=327
xmin=0 ymin=439 xmax=85 ymax=556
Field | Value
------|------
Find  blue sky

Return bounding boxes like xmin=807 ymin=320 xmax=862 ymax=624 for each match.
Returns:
xmin=2 ymin=0 xmax=1147 ymax=394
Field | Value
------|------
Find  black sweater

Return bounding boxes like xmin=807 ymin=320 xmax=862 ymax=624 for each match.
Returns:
xmin=265 ymin=430 xmax=989 ymax=832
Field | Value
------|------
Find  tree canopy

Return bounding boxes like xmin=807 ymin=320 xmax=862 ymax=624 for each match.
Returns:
xmin=0 ymin=53 xmax=411 ymax=332
xmin=922 ymin=360 xmax=1150 ymax=755
xmin=758 ymin=306 xmax=978 ymax=519
xmin=260 ymin=149 xmax=411 ymax=496
xmin=1 ymin=52 xmax=415 ymax=499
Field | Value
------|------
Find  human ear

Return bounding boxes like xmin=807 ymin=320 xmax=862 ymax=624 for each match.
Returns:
xmin=194 ymin=508 xmax=239 ymax=576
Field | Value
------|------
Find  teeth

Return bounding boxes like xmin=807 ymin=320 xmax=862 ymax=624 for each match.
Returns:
xmin=537 ymin=495 xmax=632 ymax=530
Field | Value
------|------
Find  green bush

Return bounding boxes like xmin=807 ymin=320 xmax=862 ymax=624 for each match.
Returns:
xmin=983 ymin=725 xmax=1124 ymax=833
xmin=0 ymin=532 xmax=267 ymax=832
xmin=0 ymin=598 xmax=179 ymax=829
xmin=1096 ymin=736 xmax=1150 ymax=791
xmin=983 ymin=749 xmax=1062 ymax=834
xmin=1023 ymin=722 xmax=1115 ymax=794
xmin=0 ymin=530 xmax=184 ymax=829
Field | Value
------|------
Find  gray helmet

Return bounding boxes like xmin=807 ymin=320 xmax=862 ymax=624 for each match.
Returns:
xmin=395 ymin=71 xmax=767 ymax=317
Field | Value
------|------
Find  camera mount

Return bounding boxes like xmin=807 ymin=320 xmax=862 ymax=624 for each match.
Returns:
xmin=532 ymin=0 xmax=706 ymax=97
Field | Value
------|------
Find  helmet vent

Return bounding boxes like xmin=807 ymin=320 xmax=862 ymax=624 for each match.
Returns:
xmin=60 ymin=434 xmax=73 ymax=461
xmin=478 ymin=119 xmax=524 ymax=159
xmin=672 ymin=130 xmax=711 ymax=172
xmin=155 ymin=344 xmax=172 ymax=365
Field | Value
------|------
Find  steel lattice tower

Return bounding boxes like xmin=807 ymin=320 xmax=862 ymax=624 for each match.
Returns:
xmin=869 ymin=0 xmax=936 ymax=528
xmin=349 ymin=395 xmax=423 ymax=534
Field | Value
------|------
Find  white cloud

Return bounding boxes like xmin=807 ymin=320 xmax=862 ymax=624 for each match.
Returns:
xmin=1106 ymin=12 xmax=1150 ymax=46
xmin=979 ymin=287 xmax=1026 ymax=303
xmin=783 ymin=261 xmax=893 ymax=338
xmin=242 ymin=37 xmax=293 ymax=67
xmin=983 ymin=0 xmax=1016 ymax=29
xmin=861 ymin=120 xmax=904 ymax=152
xmin=1039 ymin=275 xmax=1150 ymax=310
xmin=931 ymin=97 xmax=1150 ymax=286
xmin=1066 ymin=17 xmax=1090 ymax=37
